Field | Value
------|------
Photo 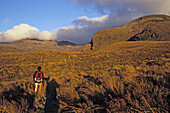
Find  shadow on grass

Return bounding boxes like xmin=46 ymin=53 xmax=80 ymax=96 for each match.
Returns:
xmin=45 ymin=78 xmax=60 ymax=113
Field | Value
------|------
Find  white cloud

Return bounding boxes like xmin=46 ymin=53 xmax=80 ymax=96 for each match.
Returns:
xmin=74 ymin=15 xmax=109 ymax=24
xmin=0 ymin=24 xmax=54 ymax=42
xmin=40 ymin=31 xmax=54 ymax=40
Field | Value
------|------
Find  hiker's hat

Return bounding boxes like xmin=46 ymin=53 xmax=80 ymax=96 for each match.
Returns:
xmin=37 ymin=66 xmax=41 ymax=70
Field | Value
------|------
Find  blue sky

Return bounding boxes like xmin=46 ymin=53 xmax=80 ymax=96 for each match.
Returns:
xmin=0 ymin=0 xmax=170 ymax=44
xmin=0 ymin=0 xmax=100 ymax=32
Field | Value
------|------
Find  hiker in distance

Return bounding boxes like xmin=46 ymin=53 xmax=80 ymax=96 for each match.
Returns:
xmin=33 ymin=66 xmax=44 ymax=94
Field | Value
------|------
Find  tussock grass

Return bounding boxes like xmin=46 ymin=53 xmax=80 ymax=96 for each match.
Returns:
xmin=0 ymin=41 xmax=169 ymax=112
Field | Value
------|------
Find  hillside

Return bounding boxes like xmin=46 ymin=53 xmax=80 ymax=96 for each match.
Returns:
xmin=0 ymin=41 xmax=169 ymax=112
xmin=87 ymin=14 xmax=170 ymax=51
xmin=0 ymin=38 xmax=84 ymax=52
xmin=57 ymin=41 xmax=76 ymax=46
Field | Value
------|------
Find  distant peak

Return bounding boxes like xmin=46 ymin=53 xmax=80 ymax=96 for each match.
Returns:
xmin=57 ymin=41 xmax=76 ymax=46
xmin=27 ymin=38 xmax=44 ymax=41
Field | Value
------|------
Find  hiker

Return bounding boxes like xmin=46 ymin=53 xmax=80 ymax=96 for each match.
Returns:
xmin=33 ymin=66 xmax=44 ymax=93
xmin=90 ymin=39 xmax=93 ymax=50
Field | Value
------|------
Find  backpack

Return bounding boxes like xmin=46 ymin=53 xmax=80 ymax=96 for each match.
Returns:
xmin=35 ymin=71 xmax=43 ymax=82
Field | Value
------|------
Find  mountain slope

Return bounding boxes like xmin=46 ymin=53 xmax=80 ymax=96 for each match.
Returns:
xmin=0 ymin=38 xmax=84 ymax=52
xmin=88 ymin=14 xmax=170 ymax=51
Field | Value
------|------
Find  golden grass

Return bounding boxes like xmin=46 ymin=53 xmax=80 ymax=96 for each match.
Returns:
xmin=0 ymin=41 xmax=169 ymax=112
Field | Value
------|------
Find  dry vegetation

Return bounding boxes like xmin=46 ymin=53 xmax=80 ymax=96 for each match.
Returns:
xmin=0 ymin=41 xmax=169 ymax=113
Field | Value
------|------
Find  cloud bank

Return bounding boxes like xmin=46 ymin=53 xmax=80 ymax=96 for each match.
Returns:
xmin=0 ymin=24 xmax=54 ymax=42
xmin=71 ymin=0 xmax=170 ymax=15
xmin=1 ymin=0 xmax=170 ymax=44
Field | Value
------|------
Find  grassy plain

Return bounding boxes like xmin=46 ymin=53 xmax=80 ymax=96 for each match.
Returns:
xmin=0 ymin=41 xmax=169 ymax=112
